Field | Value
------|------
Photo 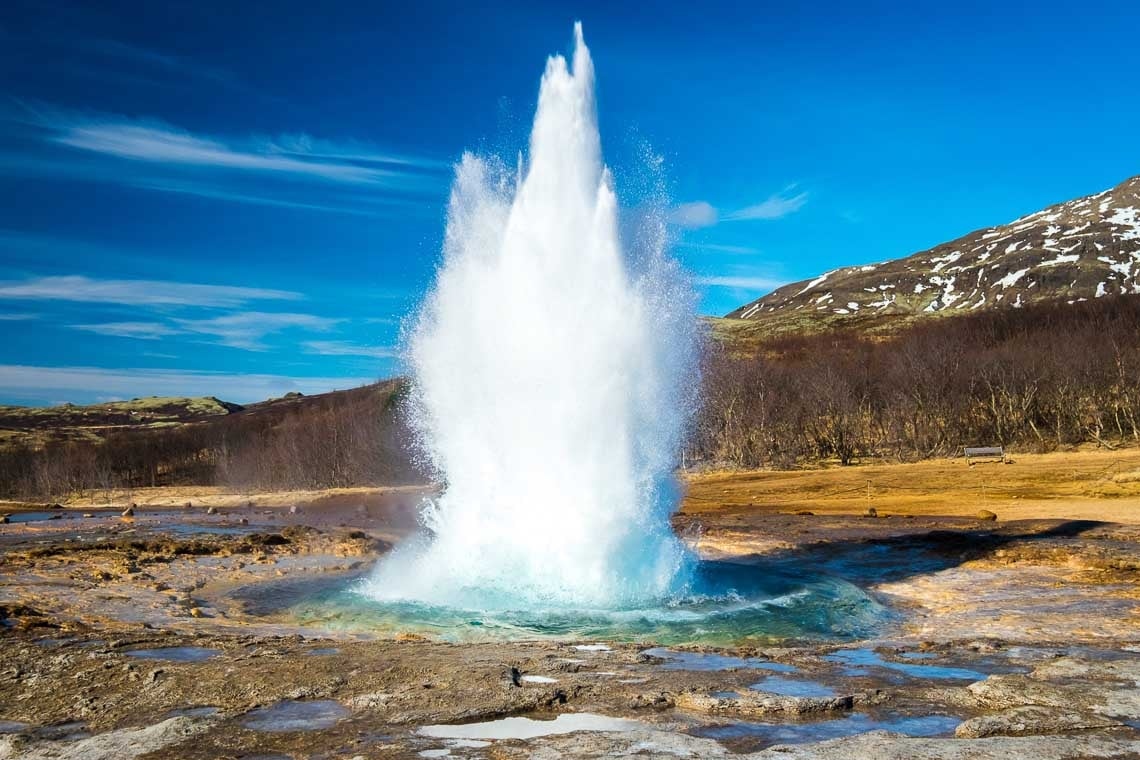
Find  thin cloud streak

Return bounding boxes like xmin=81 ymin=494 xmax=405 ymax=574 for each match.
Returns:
xmin=172 ymin=311 xmax=340 ymax=350
xmin=301 ymin=340 xmax=398 ymax=358
xmin=0 ymin=365 xmax=376 ymax=405
xmin=693 ymin=275 xmax=785 ymax=291
xmin=724 ymin=187 xmax=809 ymax=221
xmin=55 ymin=122 xmax=397 ymax=184
xmin=0 ymin=275 xmax=301 ymax=308
xmin=671 ymin=185 xmax=809 ymax=229
xmin=73 ymin=321 xmax=180 ymax=340
xmin=676 ymin=241 xmax=761 ymax=255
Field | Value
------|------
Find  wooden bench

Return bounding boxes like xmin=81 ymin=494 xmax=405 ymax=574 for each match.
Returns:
xmin=964 ymin=446 xmax=1005 ymax=465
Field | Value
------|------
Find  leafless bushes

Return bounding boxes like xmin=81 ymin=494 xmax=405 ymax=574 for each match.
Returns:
xmin=0 ymin=381 xmax=423 ymax=500
xmin=692 ymin=296 xmax=1140 ymax=468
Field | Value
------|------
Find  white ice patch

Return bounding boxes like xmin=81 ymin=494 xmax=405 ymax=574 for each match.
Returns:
xmin=997 ymin=268 xmax=1030 ymax=288
xmin=795 ymin=271 xmax=832 ymax=296
xmin=1108 ymin=207 xmax=1140 ymax=240
xmin=1039 ymin=253 xmax=1080 ymax=267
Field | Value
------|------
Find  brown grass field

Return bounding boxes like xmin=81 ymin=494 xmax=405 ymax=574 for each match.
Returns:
xmin=682 ymin=445 xmax=1140 ymax=524
xmin=6 ymin=446 xmax=1140 ymax=525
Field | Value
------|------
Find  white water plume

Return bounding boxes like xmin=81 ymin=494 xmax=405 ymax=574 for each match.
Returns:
xmin=363 ymin=24 xmax=699 ymax=610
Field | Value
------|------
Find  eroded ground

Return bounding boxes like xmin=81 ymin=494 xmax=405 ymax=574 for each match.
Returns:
xmin=1 ymin=486 xmax=1139 ymax=759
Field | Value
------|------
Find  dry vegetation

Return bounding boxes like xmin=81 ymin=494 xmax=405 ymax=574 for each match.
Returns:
xmin=683 ymin=445 xmax=1140 ymax=523
xmin=692 ymin=296 xmax=1140 ymax=469
xmin=0 ymin=380 xmax=423 ymax=501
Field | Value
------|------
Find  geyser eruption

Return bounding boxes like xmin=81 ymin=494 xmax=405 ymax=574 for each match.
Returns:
xmin=364 ymin=24 xmax=700 ymax=609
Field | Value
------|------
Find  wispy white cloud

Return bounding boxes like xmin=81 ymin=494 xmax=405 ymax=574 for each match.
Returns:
xmin=669 ymin=201 xmax=719 ymax=229
xmin=0 ymin=312 xmax=37 ymax=321
xmin=671 ymin=185 xmax=809 ymax=229
xmin=693 ymin=274 xmax=785 ymax=291
xmin=72 ymin=321 xmax=179 ymax=340
xmin=0 ymin=275 xmax=300 ymax=308
xmin=1 ymin=103 xmax=448 ymax=213
xmin=301 ymin=340 xmax=398 ymax=358
xmin=54 ymin=121 xmax=395 ymax=184
xmin=676 ymin=241 xmax=761 ymax=255
xmin=0 ymin=365 xmax=375 ymax=405
xmin=723 ymin=186 xmax=809 ymax=221
xmin=171 ymin=312 xmax=340 ymax=351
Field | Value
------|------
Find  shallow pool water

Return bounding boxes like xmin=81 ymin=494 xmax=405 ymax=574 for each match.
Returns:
xmin=125 ymin=646 xmax=219 ymax=663
xmin=0 ymin=721 xmax=28 ymax=734
xmin=823 ymin=648 xmax=987 ymax=681
xmin=241 ymin=700 xmax=350 ymax=732
xmin=690 ymin=711 xmax=961 ymax=751
xmin=418 ymin=713 xmax=645 ymax=740
xmin=750 ymin=675 xmax=836 ymax=698
xmin=259 ymin=560 xmax=888 ymax=645
xmin=642 ymin=647 xmax=798 ymax=672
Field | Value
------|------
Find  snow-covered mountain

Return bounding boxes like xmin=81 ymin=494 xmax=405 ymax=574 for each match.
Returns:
xmin=727 ymin=175 xmax=1140 ymax=326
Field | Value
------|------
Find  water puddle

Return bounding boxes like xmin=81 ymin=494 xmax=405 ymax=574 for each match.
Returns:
xmin=166 ymin=706 xmax=221 ymax=719
xmin=4 ymin=511 xmax=67 ymax=523
xmin=125 ymin=646 xmax=220 ymax=663
xmin=418 ymin=713 xmax=645 ymax=740
xmin=306 ymin=647 xmax=341 ymax=656
xmin=750 ymin=676 xmax=836 ymax=698
xmin=520 ymin=675 xmax=558 ymax=684
xmin=823 ymin=648 xmax=986 ymax=681
xmin=161 ymin=523 xmax=260 ymax=536
xmin=241 ymin=700 xmax=350 ymax=732
xmin=691 ymin=712 xmax=960 ymax=751
xmin=33 ymin=721 xmax=90 ymax=741
xmin=0 ymin=721 xmax=28 ymax=734
xmin=642 ymin=647 xmax=796 ymax=672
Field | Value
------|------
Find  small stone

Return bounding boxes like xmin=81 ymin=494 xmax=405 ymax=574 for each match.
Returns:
xmin=238 ymin=518 xmax=249 ymax=525
xmin=794 ymin=510 xmax=814 ymax=516
xmin=206 ymin=506 xmax=218 ymax=515
xmin=121 ymin=506 xmax=135 ymax=517
xmin=977 ymin=509 xmax=998 ymax=522
xmin=82 ymin=513 xmax=95 ymax=518
xmin=0 ymin=515 xmax=9 ymax=524
xmin=189 ymin=607 xmax=205 ymax=618
xmin=289 ymin=505 xmax=300 ymax=515
xmin=185 ymin=502 xmax=192 ymax=508
xmin=864 ymin=507 xmax=878 ymax=518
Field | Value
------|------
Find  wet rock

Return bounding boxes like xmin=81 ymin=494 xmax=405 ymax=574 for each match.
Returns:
xmin=121 ymin=506 xmax=134 ymax=517
xmin=82 ymin=513 xmax=95 ymax=519
xmin=205 ymin=507 xmax=218 ymax=516
xmin=967 ymin=674 xmax=1087 ymax=710
xmin=628 ymin=692 xmax=674 ymax=710
xmin=675 ymin=688 xmax=879 ymax=716
xmin=0 ymin=515 xmax=8 ymax=524
xmin=505 ymin=666 xmax=522 ymax=687
xmin=977 ymin=509 xmax=998 ymax=521
xmin=745 ymin=731 xmax=1140 ymax=759
xmin=955 ymin=705 xmax=1124 ymax=738
xmin=0 ymin=716 xmax=213 ymax=760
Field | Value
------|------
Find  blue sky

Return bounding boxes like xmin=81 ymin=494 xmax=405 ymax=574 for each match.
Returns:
xmin=1 ymin=1 xmax=1138 ymax=405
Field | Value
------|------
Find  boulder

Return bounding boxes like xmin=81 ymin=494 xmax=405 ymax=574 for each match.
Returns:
xmin=977 ymin=509 xmax=998 ymax=521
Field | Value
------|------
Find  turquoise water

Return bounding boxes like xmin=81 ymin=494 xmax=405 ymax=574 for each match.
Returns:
xmin=255 ymin=560 xmax=888 ymax=645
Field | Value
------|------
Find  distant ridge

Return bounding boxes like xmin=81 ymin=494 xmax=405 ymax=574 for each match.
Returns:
xmin=727 ymin=174 xmax=1140 ymax=332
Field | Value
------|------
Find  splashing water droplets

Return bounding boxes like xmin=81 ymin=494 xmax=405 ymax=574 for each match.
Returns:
xmin=361 ymin=24 xmax=699 ymax=610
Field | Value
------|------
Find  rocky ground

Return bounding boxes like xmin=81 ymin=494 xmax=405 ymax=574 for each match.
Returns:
xmin=1 ymin=492 xmax=1138 ymax=759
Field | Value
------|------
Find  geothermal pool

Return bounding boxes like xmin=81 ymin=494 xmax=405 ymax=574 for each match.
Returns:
xmin=248 ymin=558 xmax=887 ymax=645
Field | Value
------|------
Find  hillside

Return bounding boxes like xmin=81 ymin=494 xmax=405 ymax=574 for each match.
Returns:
xmin=722 ymin=174 xmax=1140 ymax=339
xmin=0 ymin=396 xmax=244 ymax=447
